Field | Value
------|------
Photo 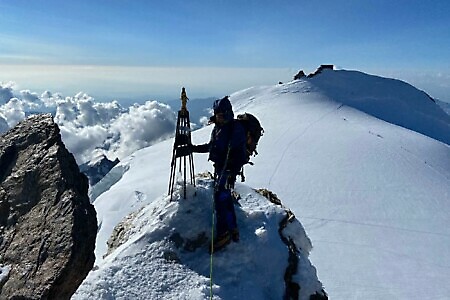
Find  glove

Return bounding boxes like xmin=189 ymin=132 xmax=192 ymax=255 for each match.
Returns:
xmin=190 ymin=144 xmax=199 ymax=152
xmin=190 ymin=143 xmax=209 ymax=153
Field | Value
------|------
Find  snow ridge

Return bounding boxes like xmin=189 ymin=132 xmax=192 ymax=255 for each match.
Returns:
xmin=75 ymin=69 xmax=450 ymax=299
xmin=74 ymin=176 xmax=326 ymax=300
xmin=307 ymin=69 xmax=450 ymax=145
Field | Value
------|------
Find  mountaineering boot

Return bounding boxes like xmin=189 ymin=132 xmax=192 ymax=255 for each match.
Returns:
xmin=210 ymin=232 xmax=231 ymax=253
xmin=231 ymin=228 xmax=240 ymax=242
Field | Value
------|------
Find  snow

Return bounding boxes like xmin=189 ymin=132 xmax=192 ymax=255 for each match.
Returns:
xmin=308 ymin=69 xmax=450 ymax=145
xmin=437 ymin=99 xmax=450 ymax=116
xmin=0 ymin=265 xmax=11 ymax=284
xmin=74 ymin=177 xmax=324 ymax=299
xmin=230 ymin=75 xmax=450 ymax=299
xmin=74 ymin=69 xmax=450 ymax=299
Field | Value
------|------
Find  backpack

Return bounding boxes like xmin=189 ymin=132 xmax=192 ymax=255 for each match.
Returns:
xmin=236 ymin=113 xmax=264 ymax=165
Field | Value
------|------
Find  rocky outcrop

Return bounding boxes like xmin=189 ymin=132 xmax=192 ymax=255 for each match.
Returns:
xmin=293 ymin=70 xmax=306 ymax=80
xmin=79 ymin=154 xmax=120 ymax=186
xmin=257 ymin=189 xmax=328 ymax=300
xmin=307 ymin=65 xmax=334 ymax=78
xmin=0 ymin=114 xmax=97 ymax=299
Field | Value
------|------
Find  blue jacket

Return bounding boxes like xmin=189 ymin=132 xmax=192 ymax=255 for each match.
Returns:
xmin=194 ymin=120 xmax=247 ymax=175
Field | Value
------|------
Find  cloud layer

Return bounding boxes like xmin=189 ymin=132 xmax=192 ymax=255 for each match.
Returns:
xmin=0 ymin=82 xmax=177 ymax=164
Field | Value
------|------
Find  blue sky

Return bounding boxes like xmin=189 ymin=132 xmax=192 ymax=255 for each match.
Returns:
xmin=1 ymin=0 xmax=449 ymax=102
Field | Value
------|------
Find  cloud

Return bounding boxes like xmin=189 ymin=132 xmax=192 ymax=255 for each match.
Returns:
xmin=0 ymin=98 xmax=25 ymax=127
xmin=93 ymin=101 xmax=123 ymax=125
xmin=19 ymin=90 xmax=43 ymax=111
xmin=20 ymin=90 xmax=40 ymax=103
xmin=0 ymin=83 xmax=178 ymax=164
xmin=0 ymin=114 xmax=8 ymax=133
xmin=54 ymin=98 xmax=78 ymax=124
xmin=0 ymin=82 xmax=14 ymax=104
xmin=56 ymin=99 xmax=176 ymax=163
xmin=59 ymin=123 xmax=110 ymax=164
xmin=107 ymin=101 xmax=176 ymax=160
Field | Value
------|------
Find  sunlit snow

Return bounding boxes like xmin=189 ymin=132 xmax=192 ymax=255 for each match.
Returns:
xmin=2 ymin=68 xmax=450 ymax=299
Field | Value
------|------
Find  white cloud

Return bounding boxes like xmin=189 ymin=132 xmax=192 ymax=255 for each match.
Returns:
xmin=0 ymin=83 xmax=178 ymax=164
xmin=93 ymin=101 xmax=123 ymax=125
xmin=199 ymin=116 xmax=210 ymax=126
xmin=107 ymin=101 xmax=176 ymax=160
xmin=59 ymin=123 xmax=109 ymax=164
xmin=19 ymin=90 xmax=42 ymax=111
xmin=76 ymin=98 xmax=100 ymax=127
xmin=0 ymin=114 xmax=8 ymax=134
xmin=0 ymin=98 xmax=25 ymax=127
xmin=54 ymin=98 xmax=78 ymax=124
xmin=20 ymin=90 xmax=40 ymax=103
xmin=0 ymin=82 xmax=15 ymax=104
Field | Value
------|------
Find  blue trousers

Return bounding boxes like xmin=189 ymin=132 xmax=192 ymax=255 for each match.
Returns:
xmin=214 ymin=171 xmax=237 ymax=237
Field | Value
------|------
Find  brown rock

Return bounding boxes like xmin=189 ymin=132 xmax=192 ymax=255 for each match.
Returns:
xmin=0 ymin=114 xmax=97 ymax=299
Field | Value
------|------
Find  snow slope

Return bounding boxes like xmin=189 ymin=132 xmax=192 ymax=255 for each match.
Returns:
xmin=437 ymin=99 xmax=450 ymax=116
xmin=308 ymin=70 xmax=450 ymax=145
xmin=229 ymin=78 xmax=450 ymax=299
xmin=74 ymin=177 xmax=325 ymax=299
xmin=78 ymin=69 xmax=450 ymax=299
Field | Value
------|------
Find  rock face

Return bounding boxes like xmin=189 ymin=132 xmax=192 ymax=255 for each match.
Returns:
xmin=307 ymin=64 xmax=334 ymax=78
xmin=0 ymin=114 xmax=97 ymax=299
xmin=293 ymin=70 xmax=306 ymax=80
xmin=79 ymin=154 xmax=120 ymax=186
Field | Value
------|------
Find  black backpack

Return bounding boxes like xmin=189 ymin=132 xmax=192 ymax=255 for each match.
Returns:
xmin=236 ymin=113 xmax=264 ymax=165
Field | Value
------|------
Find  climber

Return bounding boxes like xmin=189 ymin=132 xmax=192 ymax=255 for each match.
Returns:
xmin=191 ymin=96 xmax=247 ymax=252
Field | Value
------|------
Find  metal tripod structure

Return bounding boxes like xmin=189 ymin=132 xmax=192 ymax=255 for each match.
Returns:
xmin=168 ymin=87 xmax=195 ymax=200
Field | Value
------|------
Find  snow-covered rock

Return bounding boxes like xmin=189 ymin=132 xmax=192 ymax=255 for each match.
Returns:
xmin=79 ymin=152 xmax=120 ymax=186
xmin=74 ymin=176 xmax=327 ymax=300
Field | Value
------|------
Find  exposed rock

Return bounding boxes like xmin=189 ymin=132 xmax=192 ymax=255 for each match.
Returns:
xmin=293 ymin=70 xmax=306 ymax=80
xmin=169 ymin=231 xmax=208 ymax=252
xmin=106 ymin=208 xmax=209 ymax=259
xmin=307 ymin=65 xmax=334 ymax=78
xmin=0 ymin=114 xmax=97 ymax=299
xmin=256 ymin=188 xmax=282 ymax=206
xmin=256 ymin=188 xmax=328 ymax=300
xmin=105 ymin=208 xmax=142 ymax=258
xmin=79 ymin=154 xmax=120 ymax=186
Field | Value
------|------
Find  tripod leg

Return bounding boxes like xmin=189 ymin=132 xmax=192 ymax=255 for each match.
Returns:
xmin=189 ymin=153 xmax=195 ymax=186
xmin=168 ymin=160 xmax=174 ymax=195
xmin=168 ymin=143 xmax=177 ymax=194
xmin=183 ymin=155 xmax=187 ymax=199
xmin=169 ymin=158 xmax=176 ymax=201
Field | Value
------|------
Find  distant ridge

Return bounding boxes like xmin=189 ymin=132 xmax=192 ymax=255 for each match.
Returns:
xmin=306 ymin=69 xmax=450 ymax=145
